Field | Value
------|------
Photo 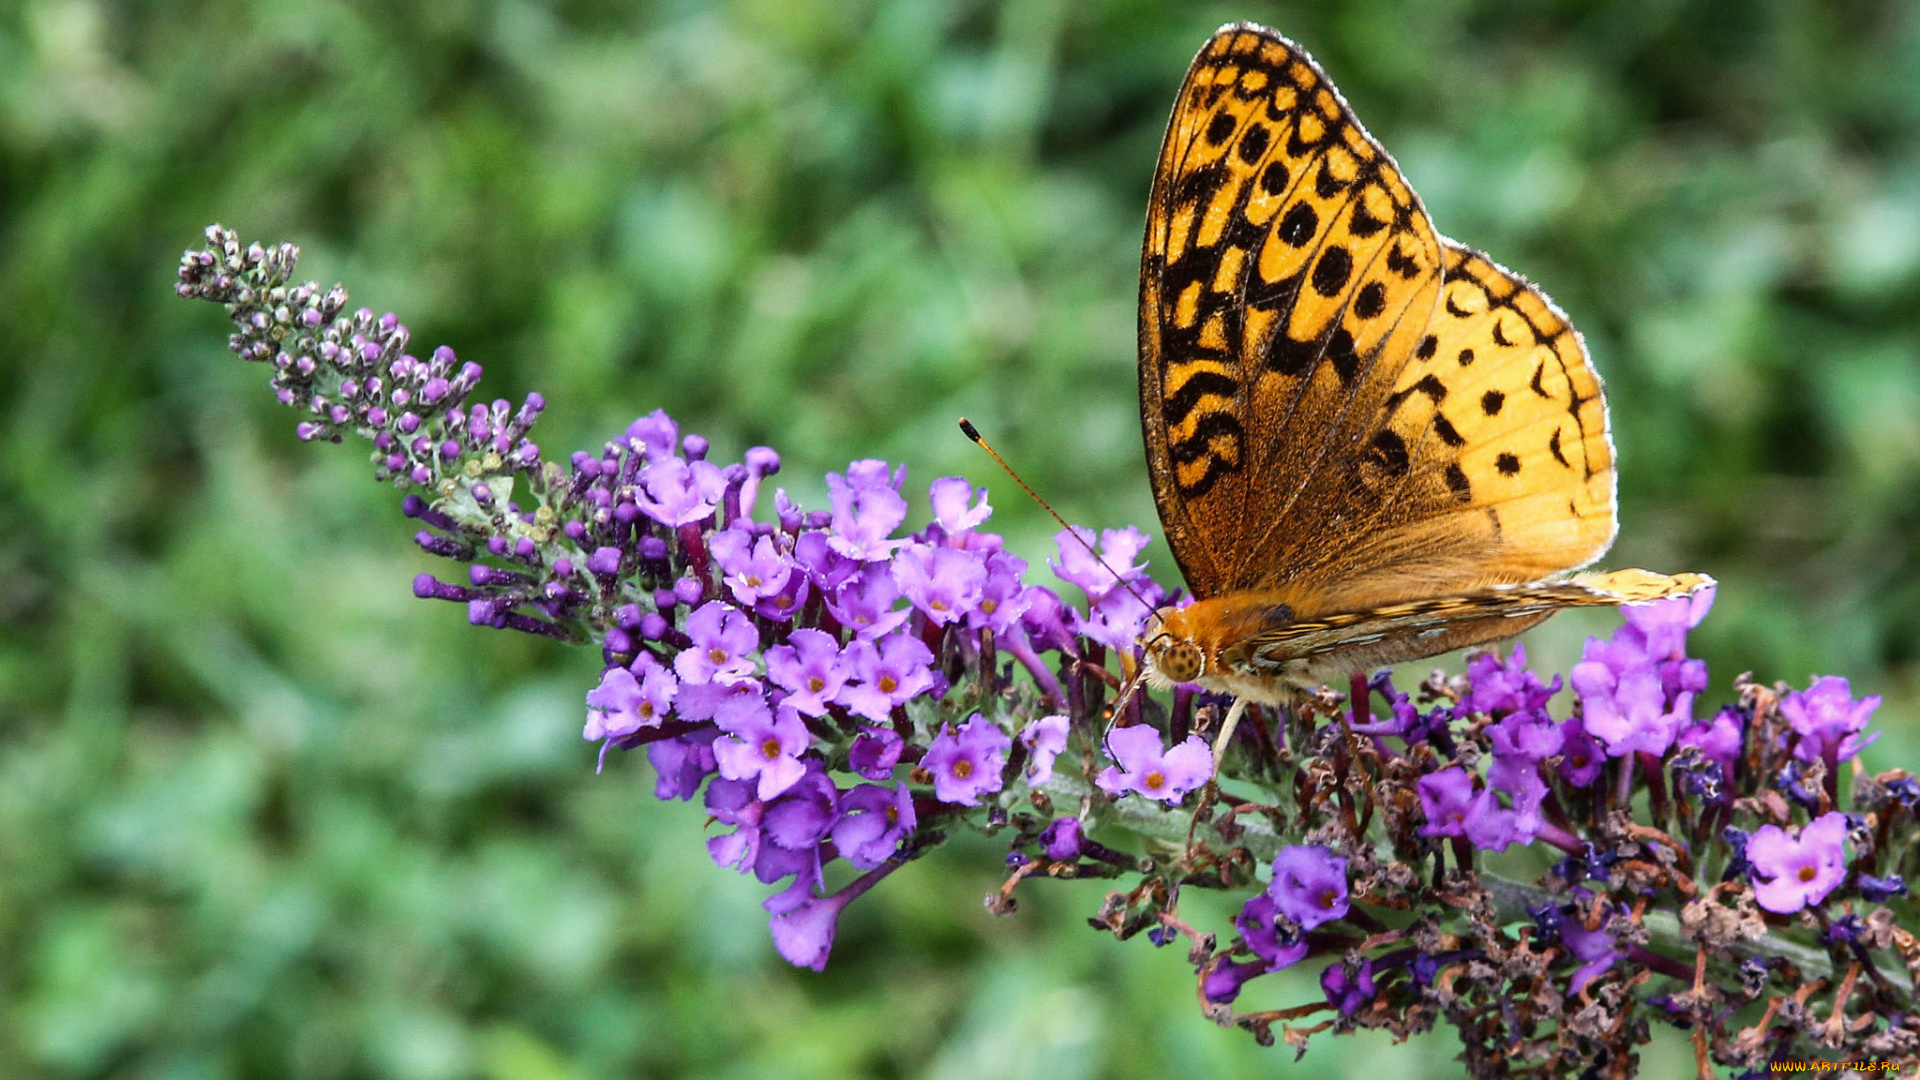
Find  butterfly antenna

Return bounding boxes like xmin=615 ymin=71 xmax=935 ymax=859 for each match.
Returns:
xmin=958 ymin=418 xmax=1155 ymax=611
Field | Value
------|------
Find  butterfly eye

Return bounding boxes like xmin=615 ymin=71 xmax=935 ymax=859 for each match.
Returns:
xmin=1159 ymin=641 xmax=1203 ymax=683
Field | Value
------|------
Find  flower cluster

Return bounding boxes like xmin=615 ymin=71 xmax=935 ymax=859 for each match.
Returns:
xmin=179 ymin=227 xmax=1918 ymax=1078
xmin=1152 ymin=594 xmax=1917 ymax=1076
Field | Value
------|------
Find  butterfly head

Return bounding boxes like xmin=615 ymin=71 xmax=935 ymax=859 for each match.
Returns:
xmin=1140 ymin=606 xmax=1206 ymax=686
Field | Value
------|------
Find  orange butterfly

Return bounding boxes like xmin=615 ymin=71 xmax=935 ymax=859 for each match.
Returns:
xmin=1131 ymin=24 xmax=1711 ymax=733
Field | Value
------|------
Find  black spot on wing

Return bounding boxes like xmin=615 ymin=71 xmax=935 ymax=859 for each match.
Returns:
xmin=1326 ymin=327 xmax=1360 ymax=384
xmin=1277 ymin=203 xmax=1318 ymax=247
xmin=1205 ymin=111 xmax=1236 ymax=145
xmin=1260 ymin=159 xmax=1289 ymax=195
xmin=1481 ymin=389 xmax=1505 ymax=416
xmin=1353 ymin=281 xmax=1386 ymax=319
xmin=1492 ymin=319 xmax=1513 ymax=347
xmin=1549 ymin=427 xmax=1570 ymax=468
xmin=1531 ymin=362 xmax=1550 ymax=398
xmin=1264 ymin=331 xmax=1318 ymax=376
xmin=1313 ymin=158 xmax=1347 ymax=198
xmin=1416 ymin=334 xmax=1437 ymax=359
xmin=1367 ymin=430 xmax=1410 ymax=475
xmin=1495 ymin=452 xmax=1520 ymax=476
xmin=1311 ymin=247 xmax=1353 ymax=296
xmin=1457 ymin=348 xmax=1474 ymax=367
xmin=1433 ymin=414 xmax=1464 ymax=447
xmin=1444 ymin=463 xmax=1472 ymax=502
xmin=1237 ymin=124 xmax=1270 ymax=164
xmin=1348 ymin=202 xmax=1386 ymax=238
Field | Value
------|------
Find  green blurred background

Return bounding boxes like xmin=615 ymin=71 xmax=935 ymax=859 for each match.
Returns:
xmin=4 ymin=0 xmax=1919 ymax=1076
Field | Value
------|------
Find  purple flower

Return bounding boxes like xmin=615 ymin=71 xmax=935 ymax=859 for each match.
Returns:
xmin=1747 ymin=811 xmax=1849 ymax=914
xmin=967 ymin=550 xmax=1033 ymax=634
xmin=705 ymin=775 xmax=764 ymax=871
xmin=848 ymin=726 xmax=903 ymax=781
xmin=768 ymin=888 xmax=852 ymax=971
xmin=674 ymin=601 xmax=760 ymax=685
xmin=1018 ymin=586 xmax=1075 ymax=652
xmin=792 ymin=529 xmax=857 ymax=593
xmin=1049 ymin=525 xmax=1150 ymax=597
xmin=831 ymin=782 xmax=917 ymax=870
xmin=710 ymin=528 xmax=793 ymax=606
xmin=1267 ymin=845 xmax=1350 ymax=930
xmin=1626 ymin=585 xmax=1716 ymax=665
xmin=752 ymin=567 xmax=810 ymax=623
xmin=1561 ymin=915 xmax=1622 ymax=994
xmin=707 ymin=762 xmax=836 ymax=889
xmin=764 ymin=628 xmax=847 ymax=717
xmin=584 ymin=651 xmax=677 ymax=741
xmin=1463 ymin=775 xmax=1546 ymax=853
xmin=928 ymin=476 xmax=992 ymax=536
xmin=1018 ymin=713 xmax=1069 ymax=785
xmin=633 ymin=455 xmax=727 ymax=527
xmin=1678 ymin=707 xmax=1744 ymax=779
xmin=1485 ymin=708 xmax=1563 ymax=792
xmin=1583 ymin=589 xmax=1715 ymax=710
xmin=674 ymin=675 xmax=764 ymax=724
xmin=1558 ymin=717 xmax=1605 ymax=787
xmin=1095 ymin=725 xmax=1212 ymax=804
xmin=1463 ymin=643 xmax=1561 ymax=717
xmin=921 ymin=714 xmax=1012 ymax=806
xmin=647 ymin=727 xmax=719 ymax=801
xmin=891 ymin=544 xmax=985 ymax=626
xmin=1321 ymin=958 xmax=1376 ymax=1015
xmin=1234 ymin=891 xmax=1309 ymax=971
xmin=712 ymin=700 xmax=812 ymax=801
xmin=761 ymin=766 xmax=839 ymax=857
xmin=823 ymin=564 xmax=912 ymax=640
xmin=626 ymin=408 xmax=679 ymax=461
xmin=1571 ymin=653 xmax=1690 ymax=758
xmin=1417 ymin=768 xmax=1478 ymax=837
xmin=1203 ymin=958 xmax=1273 ymax=1005
xmin=1780 ymin=676 xmax=1882 ymax=763
xmin=768 ymin=866 xmax=894 ymax=971
xmin=826 ymin=459 xmax=908 ymax=561
xmin=1040 ymin=816 xmax=1082 ymax=861
xmin=835 ymin=633 xmax=936 ymax=722
xmin=1860 ymin=874 xmax=1908 ymax=903
xmin=1075 ymin=582 xmax=1162 ymax=653
xmin=737 ymin=445 xmax=780 ymax=521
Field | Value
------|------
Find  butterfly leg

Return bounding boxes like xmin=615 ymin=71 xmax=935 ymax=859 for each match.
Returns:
xmin=1208 ymin=696 xmax=1249 ymax=777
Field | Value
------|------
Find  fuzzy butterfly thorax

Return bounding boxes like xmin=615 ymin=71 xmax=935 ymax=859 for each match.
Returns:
xmin=1133 ymin=23 xmax=1711 ymax=704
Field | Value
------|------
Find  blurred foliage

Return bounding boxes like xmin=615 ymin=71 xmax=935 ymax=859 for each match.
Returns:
xmin=3 ymin=0 xmax=1918 ymax=1076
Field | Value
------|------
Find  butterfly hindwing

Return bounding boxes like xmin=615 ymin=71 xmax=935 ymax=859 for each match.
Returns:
xmin=1280 ymin=244 xmax=1620 ymax=614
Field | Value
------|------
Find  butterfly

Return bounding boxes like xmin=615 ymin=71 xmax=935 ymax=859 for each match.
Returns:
xmin=1133 ymin=23 xmax=1712 ymax=717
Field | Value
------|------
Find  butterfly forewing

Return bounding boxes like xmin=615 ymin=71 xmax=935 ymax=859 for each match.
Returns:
xmin=1142 ymin=24 xmax=1626 ymax=621
xmin=1141 ymin=24 xmax=1447 ymax=604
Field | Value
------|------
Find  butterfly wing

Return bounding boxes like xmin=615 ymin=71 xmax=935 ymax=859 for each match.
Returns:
xmin=1142 ymin=24 xmax=1620 ymax=616
xmin=1242 ymin=570 xmax=1714 ymax=680
xmin=1141 ymin=23 xmax=1446 ymax=601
